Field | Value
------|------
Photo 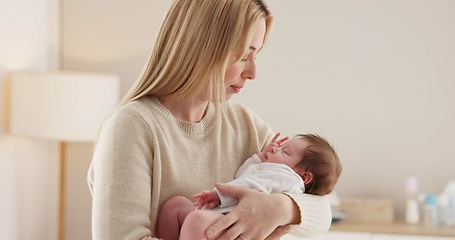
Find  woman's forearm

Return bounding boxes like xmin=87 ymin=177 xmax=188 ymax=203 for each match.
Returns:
xmin=272 ymin=193 xmax=301 ymax=225
xmin=283 ymin=193 xmax=332 ymax=238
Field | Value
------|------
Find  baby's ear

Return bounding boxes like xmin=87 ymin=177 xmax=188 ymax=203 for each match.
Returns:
xmin=302 ymin=172 xmax=314 ymax=185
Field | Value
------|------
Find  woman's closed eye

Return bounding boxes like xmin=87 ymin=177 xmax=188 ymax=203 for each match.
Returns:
xmin=240 ymin=50 xmax=259 ymax=62
xmin=241 ymin=53 xmax=251 ymax=62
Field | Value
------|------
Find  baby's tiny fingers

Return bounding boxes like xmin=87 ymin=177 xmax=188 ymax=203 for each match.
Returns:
xmin=271 ymin=133 xmax=281 ymax=142
xmin=277 ymin=136 xmax=289 ymax=145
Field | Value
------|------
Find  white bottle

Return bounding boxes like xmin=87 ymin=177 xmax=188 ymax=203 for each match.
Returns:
xmin=405 ymin=177 xmax=420 ymax=224
xmin=443 ymin=180 xmax=455 ymax=226
xmin=437 ymin=193 xmax=449 ymax=226
xmin=448 ymin=194 xmax=455 ymax=226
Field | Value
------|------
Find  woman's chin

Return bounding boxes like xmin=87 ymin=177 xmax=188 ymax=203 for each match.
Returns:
xmin=225 ymin=93 xmax=234 ymax=101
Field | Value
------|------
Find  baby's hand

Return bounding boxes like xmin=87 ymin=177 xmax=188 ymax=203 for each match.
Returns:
xmin=259 ymin=132 xmax=289 ymax=161
xmin=192 ymin=190 xmax=221 ymax=209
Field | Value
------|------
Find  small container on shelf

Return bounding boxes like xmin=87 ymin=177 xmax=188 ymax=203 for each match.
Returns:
xmin=424 ymin=193 xmax=438 ymax=226
xmin=405 ymin=177 xmax=420 ymax=224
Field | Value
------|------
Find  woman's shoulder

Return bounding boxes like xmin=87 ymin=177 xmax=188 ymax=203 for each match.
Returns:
xmin=225 ymin=100 xmax=256 ymax=116
xmin=103 ymin=96 xmax=164 ymax=128
xmin=118 ymin=96 xmax=159 ymax=112
xmin=224 ymin=101 xmax=272 ymax=137
xmin=225 ymin=101 xmax=268 ymax=124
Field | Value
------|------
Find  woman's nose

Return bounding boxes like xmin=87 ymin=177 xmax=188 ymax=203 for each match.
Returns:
xmin=242 ymin=60 xmax=256 ymax=80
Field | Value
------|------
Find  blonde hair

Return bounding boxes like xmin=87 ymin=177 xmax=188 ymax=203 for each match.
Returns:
xmin=295 ymin=134 xmax=342 ymax=196
xmin=121 ymin=0 xmax=273 ymax=106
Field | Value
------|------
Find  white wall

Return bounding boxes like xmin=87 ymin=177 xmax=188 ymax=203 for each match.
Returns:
xmin=60 ymin=0 xmax=455 ymax=238
xmin=0 ymin=0 xmax=60 ymax=239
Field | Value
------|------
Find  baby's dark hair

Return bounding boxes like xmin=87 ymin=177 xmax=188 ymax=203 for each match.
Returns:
xmin=294 ymin=133 xmax=342 ymax=195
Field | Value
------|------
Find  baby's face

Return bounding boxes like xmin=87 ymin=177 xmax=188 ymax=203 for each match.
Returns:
xmin=263 ymin=138 xmax=309 ymax=168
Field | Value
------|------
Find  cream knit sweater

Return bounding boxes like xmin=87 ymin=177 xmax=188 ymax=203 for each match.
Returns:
xmin=88 ymin=96 xmax=331 ymax=239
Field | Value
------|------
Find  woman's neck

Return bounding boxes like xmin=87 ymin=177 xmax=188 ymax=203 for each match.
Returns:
xmin=158 ymin=97 xmax=208 ymax=123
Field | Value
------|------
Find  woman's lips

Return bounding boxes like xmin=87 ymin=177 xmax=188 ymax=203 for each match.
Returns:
xmin=231 ymin=85 xmax=242 ymax=93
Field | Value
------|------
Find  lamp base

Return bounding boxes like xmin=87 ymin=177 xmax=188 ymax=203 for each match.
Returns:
xmin=59 ymin=142 xmax=66 ymax=240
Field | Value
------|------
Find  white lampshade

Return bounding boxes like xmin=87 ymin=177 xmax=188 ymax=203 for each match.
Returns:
xmin=9 ymin=71 xmax=120 ymax=142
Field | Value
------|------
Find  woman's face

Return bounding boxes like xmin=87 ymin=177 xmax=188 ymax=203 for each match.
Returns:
xmin=224 ymin=17 xmax=267 ymax=100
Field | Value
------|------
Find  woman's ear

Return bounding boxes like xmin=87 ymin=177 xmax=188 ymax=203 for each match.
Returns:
xmin=302 ymin=172 xmax=313 ymax=185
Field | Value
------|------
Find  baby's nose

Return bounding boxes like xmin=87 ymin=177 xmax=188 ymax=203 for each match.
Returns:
xmin=271 ymin=147 xmax=279 ymax=154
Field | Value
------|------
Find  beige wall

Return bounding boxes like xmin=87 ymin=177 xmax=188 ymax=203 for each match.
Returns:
xmin=61 ymin=0 xmax=455 ymax=239
xmin=61 ymin=1 xmax=171 ymax=239
xmin=238 ymin=0 xmax=455 ymax=199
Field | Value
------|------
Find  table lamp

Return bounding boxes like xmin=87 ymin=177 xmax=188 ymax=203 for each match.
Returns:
xmin=8 ymin=71 xmax=120 ymax=240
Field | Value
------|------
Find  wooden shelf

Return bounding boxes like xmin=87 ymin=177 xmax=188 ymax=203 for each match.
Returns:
xmin=330 ymin=220 xmax=455 ymax=237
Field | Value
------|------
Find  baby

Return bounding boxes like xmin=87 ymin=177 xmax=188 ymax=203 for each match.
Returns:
xmin=157 ymin=133 xmax=342 ymax=240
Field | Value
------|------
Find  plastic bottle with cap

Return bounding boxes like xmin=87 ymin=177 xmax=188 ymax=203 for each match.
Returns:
xmin=405 ymin=177 xmax=420 ymax=224
xmin=424 ymin=193 xmax=438 ymax=226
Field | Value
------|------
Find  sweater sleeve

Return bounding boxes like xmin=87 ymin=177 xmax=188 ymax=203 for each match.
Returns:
xmin=88 ymin=108 xmax=158 ymax=240
xmin=284 ymin=193 xmax=332 ymax=238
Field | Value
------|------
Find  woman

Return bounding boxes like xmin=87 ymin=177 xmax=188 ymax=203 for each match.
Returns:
xmin=88 ymin=0 xmax=331 ymax=239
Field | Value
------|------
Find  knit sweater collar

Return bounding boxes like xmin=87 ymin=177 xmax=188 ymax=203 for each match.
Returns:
xmin=148 ymin=96 xmax=217 ymax=139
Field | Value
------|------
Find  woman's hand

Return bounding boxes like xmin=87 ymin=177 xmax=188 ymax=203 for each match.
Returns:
xmin=205 ymin=184 xmax=299 ymax=240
